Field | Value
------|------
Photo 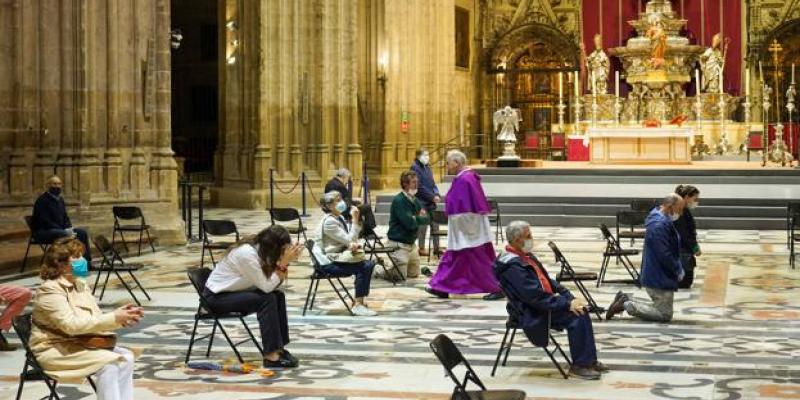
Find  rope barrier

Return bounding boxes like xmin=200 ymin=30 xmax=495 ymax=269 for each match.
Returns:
xmin=306 ymin=178 xmax=320 ymax=205
xmin=272 ymin=175 xmax=302 ymax=195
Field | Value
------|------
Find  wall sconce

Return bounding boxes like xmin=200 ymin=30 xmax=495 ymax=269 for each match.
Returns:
xmin=226 ymin=20 xmax=237 ymax=31
xmin=377 ymin=53 xmax=389 ymax=85
xmin=170 ymin=29 xmax=183 ymax=50
xmin=226 ymin=19 xmax=239 ymax=65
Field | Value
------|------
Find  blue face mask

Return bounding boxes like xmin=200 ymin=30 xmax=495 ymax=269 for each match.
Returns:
xmin=71 ymin=257 xmax=89 ymax=278
xmin=335 ymin=200 xmax=347 ymax=213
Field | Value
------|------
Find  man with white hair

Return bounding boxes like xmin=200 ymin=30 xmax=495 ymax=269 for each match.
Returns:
xmin=606 ymin=193 xmax=685 ymax=322
xmin=426 ymin=150 xmax=503 ymax=300
xmin=494 ymin=221 xmax=606 ymax=379
xmin=324 ymin=168 xmax=355 ymax=216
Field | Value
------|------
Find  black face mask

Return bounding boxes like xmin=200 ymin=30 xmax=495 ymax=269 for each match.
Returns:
xmin=48 ymin=187 xmax=62 ymax=197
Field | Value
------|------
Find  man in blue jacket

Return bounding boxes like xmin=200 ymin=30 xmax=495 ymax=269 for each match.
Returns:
xmin=606 ymin=193 xmax=685 ymax=322
xmin=410 ymin=148 xmax=440 ymax=257
xmin=494 ymin=221 xmax=606 ymax=380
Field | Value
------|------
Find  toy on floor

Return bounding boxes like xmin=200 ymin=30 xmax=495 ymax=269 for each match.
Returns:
xmin=186 ymin=361 xmax=275 ymax=377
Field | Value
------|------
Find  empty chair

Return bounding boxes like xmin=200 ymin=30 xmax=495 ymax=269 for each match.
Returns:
xmin=616 ymin=210 xmax=647 ymax=247
xmin=746 ymin=131 xmax=765 ymax=162
xmin=185 ymin=268 xmax=263 ymax=364
xmin=488 ymin=199 xmax=505 ymax=245
xmin=429 ymin=334 xmax=526 ymax=400
xmin=791 ymin=215 xmax=800 ymax=269
xmin=427 ymin=210 xmax=449 ymax=262
xmin=93 ymin=235 xmax=151 ymax=306
xmin=550 ymin=132 xmax=566 ymax=160
xmin=112 ymin=206 xmax=156 ymax=256
xmin=548 ymin=241 xmax=604 ymax=320
xmin=523 ymin=132 xmax=541 ymax=159
xmin=630 ymin=199 xmax=658 ymax=213
xmin=201 ymin=219 xmax=240 ymax=268
xmin=787 ymin=202 xmax=800 ymax=249
xmin=598 ymin=224 xmax=641 ymax=287
xmin=20 ymin=215 xmax=53 ymax=273
xmin=269 ymin=208 xmax=308 ymax=242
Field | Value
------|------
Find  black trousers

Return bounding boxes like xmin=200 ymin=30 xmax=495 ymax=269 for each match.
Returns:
xmin=203 ymin=288 xmax=289 ymax=353
xmin=678 ymin=252 xmax=696 ymax=289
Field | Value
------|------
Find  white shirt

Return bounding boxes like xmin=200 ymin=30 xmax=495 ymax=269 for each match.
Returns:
xmin=205 ymin=244 xmax=282 ymax=294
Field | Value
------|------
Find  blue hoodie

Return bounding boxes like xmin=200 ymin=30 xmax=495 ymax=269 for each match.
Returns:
xmin=640 ymin=208 xmax=684 ymax=290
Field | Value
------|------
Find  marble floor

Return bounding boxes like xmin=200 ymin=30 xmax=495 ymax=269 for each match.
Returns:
xmin=1 ymin=208 xmax=798 ymax=400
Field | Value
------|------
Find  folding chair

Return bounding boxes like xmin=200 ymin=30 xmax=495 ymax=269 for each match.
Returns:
xmin=20 ymin=215 xmax=53 ymax=273
xmin=630 ymin=199 xmax=658 ymax=213
xmin=429 ymin=334 xmax=526 ymax=400
xmin=303 ymin=240 xmax=355 ymax=316
xmin=597 ymin=224 xmax=641 ymax=288
xmin=269 ymin=208 xmax=308 ymax=242
xmin=112 ymin=206 xmax=156 ymax=256
xmin=488 ymin=199 xmax=505 ymax=245
xmin=201 ymin=219 xmax=240 ymax=268
xmin=92 ymin=235 xmax=151 ymax=306
xmin=355 ymin=205 xmax=404 ymax=284
xmin=185 ymin=268 xmax=264 ymax=364
xmin=12 ymin=314 xmax=97 ymax=400
xmin=787 ymin=202 xmax=800 ymax=249
xmin=616 ymin=210 xmax=647 ymax=247
xmin=428 ymin=210 xmax=449 ymax=262
xmin=791 ymin=215 xmax=800 ymax=269
xmin=547 ymin=241 xmax=604 ymax=320
xmin=492 ymin=268 xmax=573 ymax=379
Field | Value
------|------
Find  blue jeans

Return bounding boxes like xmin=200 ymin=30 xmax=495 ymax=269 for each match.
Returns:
xmin=35 ymin=228 xmax=92 ymax=264
xmin=550 ymin=311 xmax=597 ymax=367
xmin=320 ymin=261 xmax=375 ymax=298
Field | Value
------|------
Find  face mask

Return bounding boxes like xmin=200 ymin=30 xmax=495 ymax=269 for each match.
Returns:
xmin=688 ymin=201 xmax=698 ymax=209
xmin=335 ymin=200 xmax=347 ymax=213
xmin=419 ymin=155 xmax=430 ymax=165
xmin=522 ymin=238 xmax=534 ymax=253
xmin=71 ymin=257 xmax=89 ymax=278
xmin=48 ymin=187 xmax=62 ymax=197
xmin=671 ymin=213 xmax=680 ymax=222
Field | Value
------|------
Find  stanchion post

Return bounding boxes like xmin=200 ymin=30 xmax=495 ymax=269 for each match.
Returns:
xmin=198 ymin=185 xmax=206 ymax=240
xmin=187 ymin=184 xmax=193 ymax=240
xmin=301 ymin=172 xmax=309 ymax=217
xmin=269 ymin=168 xmax=275 ymax=211
xmin=362 ymin=161 xmax=369 ymax=206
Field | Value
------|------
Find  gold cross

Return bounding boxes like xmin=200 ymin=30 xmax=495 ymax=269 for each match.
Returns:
xmin=769 ymin=39 xmax=783 ymax=64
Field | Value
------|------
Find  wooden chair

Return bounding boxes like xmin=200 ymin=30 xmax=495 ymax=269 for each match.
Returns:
xmin=746 ymin=131 xmax=765 ymax=161
xmin=523 ymin=132 xmax=541 ymax=159
xmin=550 ymin=132 xmax=567 ymax=160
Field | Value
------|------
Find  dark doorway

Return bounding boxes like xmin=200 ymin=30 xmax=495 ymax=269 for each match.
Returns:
xmin=171 ymin=0 xmax=218 ymax=175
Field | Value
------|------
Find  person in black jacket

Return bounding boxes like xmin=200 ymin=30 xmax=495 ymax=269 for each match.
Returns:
xmin=31 ymin=176 xmax=92 ymax=265
xmin=494 ymin=220 xmax=606 ymax=380
xmin=324 ymin=169 xmax=353 ymax=208
xmin=674 ymin=185 xmax=701 ymax=288
xmin=410 ymin=148 xmax=440 ymax=257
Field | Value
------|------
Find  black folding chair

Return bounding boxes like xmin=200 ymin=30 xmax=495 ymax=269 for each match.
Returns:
xmin=303 ymin=240 xmax=355 ymax=316
xmin=20 ymin=215 xmax=53 ymax=273
xmin=359 ymin=206 xmax=405 ymax=284
xmin=185 ymin=268 xmax=264 ymax=364
xmin=597 ymin=224 xmax=641 ymax=288
xmin=428 ymin=210 xmax=449 ymax=262
xmin=630 ymin=199 xmax=658 ymax=213
xmin=787 ymin=202 xmax=800 ymax=249
xmin=492 ymin=267 xmax=573 ymax=379
xmin=201 ymin=220 xmax=240 ymax=268
xmin=488 ymin=199 xmax=505 ymax=245
xmin=616 ymin=210 xmax=647 ymax=247
xmin=112 ymin=206 xmax=156 ymax=256
xmin=269 ymin=208 xmax=308 ymax=242
xmin=92 ymin=235 xmax=151 ymax=306
xmin=429 ymin=334 xmax=527 ymax=400
xmin=548 ymin=241 xmax=604 ymax=320
xmin=12 ymin=314 xmax=97 ymax=400
xmin=790 ymin=215 xmax=800 ymax=269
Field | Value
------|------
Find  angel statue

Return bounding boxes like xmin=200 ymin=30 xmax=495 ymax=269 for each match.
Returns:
xmin=493 ymin=105 xmax=522 ymax=160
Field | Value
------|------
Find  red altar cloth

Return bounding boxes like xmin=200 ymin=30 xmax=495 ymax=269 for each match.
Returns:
xmin=567 ymin=136 xmax=589 ymax=161
xmin=768 ymin=123 xmax=800 ymax=158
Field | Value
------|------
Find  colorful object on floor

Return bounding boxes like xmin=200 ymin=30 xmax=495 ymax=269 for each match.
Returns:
xmin=186 ymin=361 xmax=274 ymax=377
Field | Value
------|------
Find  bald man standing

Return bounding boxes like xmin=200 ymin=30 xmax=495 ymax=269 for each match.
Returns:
xmin=31 ymin=176 xmax=92 ymax=265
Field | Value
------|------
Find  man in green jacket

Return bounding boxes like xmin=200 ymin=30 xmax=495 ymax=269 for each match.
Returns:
xmin=386 ymin=170 xmax=430 ymax=279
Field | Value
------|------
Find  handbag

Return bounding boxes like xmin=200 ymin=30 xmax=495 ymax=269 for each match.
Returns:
xmin=73 ymin=333 xmax=117 ymax=350
xmin=332 ymin=248 xmax=366 ymax=264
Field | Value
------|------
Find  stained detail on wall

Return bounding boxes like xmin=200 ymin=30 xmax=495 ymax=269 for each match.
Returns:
xmin=455 ymin=6 xmax=470 ymax=68
xmin=143 ymin=38 xmax=156 ymax=121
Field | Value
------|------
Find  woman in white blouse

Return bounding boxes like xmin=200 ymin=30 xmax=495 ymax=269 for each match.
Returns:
xmin=204 ymin=225 xmax=302 ymax=368
xmin=313 ymin=191 xmax=377 ymax=316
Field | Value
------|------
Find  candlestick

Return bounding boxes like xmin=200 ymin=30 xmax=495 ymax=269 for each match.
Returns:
xmin=745 ymin=68 xmax=750 ymax=97
xmin=695 ymin=69 xmax=701 ymax=93
xmin=760 ymin=61 xmax=764 ymax=83
xmin=559 ymin=72 xmax=563 ymax=99
xmin=615 ymin=71 xmax=620 ymax=98
xmin=793 ymin=63 xmax=796 ymax=84
xmin=719 ymin=68 xmax=724 ymax=95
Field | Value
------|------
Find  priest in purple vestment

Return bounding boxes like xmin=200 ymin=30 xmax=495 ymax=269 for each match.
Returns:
xmin=426 ymin=150 xmax=504 ymax=300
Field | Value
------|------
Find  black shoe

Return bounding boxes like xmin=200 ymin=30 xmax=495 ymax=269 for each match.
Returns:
xmin=425 ymin=287 xmax=449 ymax=298
xmin=421 ymin=267 xmax=433 ymax=277
xmin=482 ymin=292 xmax=505 ymax=301
xmin=263 ymin=355 xmax=298 ymax=369
xmin=605 ymin=291 xmax=628 ymax=320
xmin=592 ymin=361 xmax=610 ymax=373
xmin=281 ymin=349 xmax=298 ymax=365
xmin=569 ymin=365 xmax=601 ymax=380
xmin=0 ymin=341 xmax=18 ymax=352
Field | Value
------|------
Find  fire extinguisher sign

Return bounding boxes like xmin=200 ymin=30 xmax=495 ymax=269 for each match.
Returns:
xmin=400 ymin=110 xmax=409 ymax=133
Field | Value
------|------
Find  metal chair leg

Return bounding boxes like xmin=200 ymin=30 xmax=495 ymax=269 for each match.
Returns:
xmin=302 ymin=278 xmax=316 ymax=316
xmin=185 ymin=311 xmax=201 ymax=363
xmin=239 ymin=317 xmax=263 ymax=354
xmin=491 ymin=326 xmax=511 ymax=377
xmin=205 ymin=322 xmax=217 ymax=357
xmin=215 ymin=321 xmax=245 ymax=363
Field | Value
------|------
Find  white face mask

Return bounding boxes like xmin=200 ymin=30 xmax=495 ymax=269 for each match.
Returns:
xmin=671 ymin=213 xmax=681 ymax=221
xmin=408 ymin=189 xmax=418 ymax=196
xmin=688 ymin=201 xmax=698 ymax=209
xmin=419 ymin=154 xmax=430 ymax=165
xmin=522 ymin=238 xmax=534 ymax=253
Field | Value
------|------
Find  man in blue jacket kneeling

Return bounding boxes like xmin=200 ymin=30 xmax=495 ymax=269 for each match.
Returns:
xmin=494 ymin=221 xmax=607 ymax=380
xmin=606 ymin=193 xmax=685 ymax=322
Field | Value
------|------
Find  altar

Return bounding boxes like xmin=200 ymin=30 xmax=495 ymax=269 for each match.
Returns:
xmin=588 ymin=127 xmax=692 ymax=164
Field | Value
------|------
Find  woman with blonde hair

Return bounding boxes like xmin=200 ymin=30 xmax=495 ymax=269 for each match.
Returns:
xmin=30 ymin=244 xmax=144 ymax=400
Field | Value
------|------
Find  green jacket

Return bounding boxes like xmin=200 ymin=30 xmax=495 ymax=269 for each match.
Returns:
xmin=387 ymin=192 xmax=430 ymax=245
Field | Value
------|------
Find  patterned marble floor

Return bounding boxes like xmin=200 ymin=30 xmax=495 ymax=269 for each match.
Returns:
xmin=1 ymin=208 xmax=798 ymax=400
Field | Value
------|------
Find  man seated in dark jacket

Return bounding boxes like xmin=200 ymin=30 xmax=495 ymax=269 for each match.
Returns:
xmin=606 ymin=193 xmax=685 ymax=322
xmin=31 ymin=175 xmax=91 ymax=264
xmin=494 ymin=220 xmax=606 ymax=380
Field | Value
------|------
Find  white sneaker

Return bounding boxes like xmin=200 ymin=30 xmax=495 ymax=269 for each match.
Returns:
xmin=351 ymin=304 xmax=377 ymax=316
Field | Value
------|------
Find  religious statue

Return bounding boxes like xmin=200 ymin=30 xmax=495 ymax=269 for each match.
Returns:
xmin=699 ymin=33 xmax=728 ymax=93
xmin=493 ymin=105 xmax=521 ymax=160
xmin=585 ymin=34 xmax=610 ymax=94
xmin=646 ymin=21 xmax=667 ymax=69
